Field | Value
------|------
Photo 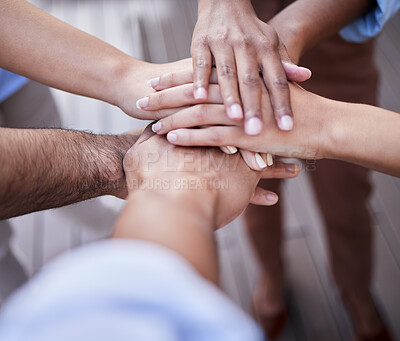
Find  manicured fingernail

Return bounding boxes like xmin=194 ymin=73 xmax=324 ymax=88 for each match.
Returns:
xmin=226 ymin=146 xmax=238 ymax=154
xmin=152 ymin=121 xmax=162 ymax=133
xmin=245 ymin=117 xmax=263 ymax=135
xmin=194 ymin=87 xmax=207 ymax=100
xmin=136 ymin=97 xmax=149 ymax=110
xmin=288 ymin=164 xmax=299 ymax=174
xmin=278 ymin=115 xmax=293 ymax=131
xmin=266 ymin=153 xmax=274 ymax=166
xmin=147 ymin=77 xmax=160 ymax=88
xmin=267 ymin=192 xmax=278 ymax=203
xmin=255 ymin=153 xmax=267 ymax=169
xmin=228 ymin=104 xmax=243 ymax=120
xmin=282 ymin=62 xmax=312 ymax=79
xmin=167 ymin=132 xmax=178 ymax=143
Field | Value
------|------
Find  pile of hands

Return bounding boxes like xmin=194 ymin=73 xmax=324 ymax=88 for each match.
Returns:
xmin=116 ymin=0 xmax=329 ymax=227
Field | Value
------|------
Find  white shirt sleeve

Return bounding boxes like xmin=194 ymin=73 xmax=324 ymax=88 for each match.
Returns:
xmin=0 ymin=240 xmax=264 ymax=341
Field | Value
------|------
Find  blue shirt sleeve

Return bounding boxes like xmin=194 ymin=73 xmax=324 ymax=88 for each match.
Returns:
xmin=340 ymin=0 xmax=400 ymax=43
xmin=0 ymin=240 xmax=264 ymax=341
xmin=0 ymin=69 xmax=28 ymax=103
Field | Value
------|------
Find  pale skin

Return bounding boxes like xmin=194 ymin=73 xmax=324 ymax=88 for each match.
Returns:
xmin=0 ymin=0 xmax=195 ymax=121
xmin=141 ymin=78 xmax=400 ymax=178
xmin=113 ymin=126 xmax=299 ymax=284
xmin=160 ymin=0 xmax=372 ymax=134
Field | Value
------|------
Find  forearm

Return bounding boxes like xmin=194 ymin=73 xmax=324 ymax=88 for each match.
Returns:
xmin=113 ymin=188 xmax=220 ymax=284
xmin=0 ymin=0 xmax=139 ymax=107
xmin=0 ymin=128 xmax=139 ymax=220
xmin=269 ymin=0 xmax=372 ymax=62
xmin=321 ymin=99 xmax=400 ymax=177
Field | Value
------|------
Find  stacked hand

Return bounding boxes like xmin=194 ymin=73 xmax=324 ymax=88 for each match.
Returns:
xmin=123 ymin=125 xmax=299 ymax=228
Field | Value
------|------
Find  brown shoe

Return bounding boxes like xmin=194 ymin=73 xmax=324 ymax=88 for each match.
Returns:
xmin=341 ymin=292 xmax=392 ymax=341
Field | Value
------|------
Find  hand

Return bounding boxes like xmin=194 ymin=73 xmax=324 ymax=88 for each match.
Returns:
xmin=122 ymin=125 xmax=299 ymax=229
xmin=185 ymin=0 xmax=311 ymax=134
xmin=150 ymin=83 xmax=327 ymax=161
xmin=114 ymin=58 xmax=195 ymax=120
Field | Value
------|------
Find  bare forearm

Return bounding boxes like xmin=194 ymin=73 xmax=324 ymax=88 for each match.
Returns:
xmin=321 ymin=99 xmax=400 ymax=177
xmin=269 ymin=0 xmax=372 ymax=62
xmin=0 ymin=0 xmax=138 ymax=107
xmin=113 ymin=189 xmax=220 ymax=284
xmin=0 ymin=128 xmax=139 ymax=220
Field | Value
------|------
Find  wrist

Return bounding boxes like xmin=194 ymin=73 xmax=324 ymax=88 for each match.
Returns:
xmin=269 ymin=17 xmax=306 ymax=63
xmin=128 ymin=185 xmax=216 ymax=230
xmin=96 ymin=133 xmax=140 ymax=198
xmin=198 ymin=0 xmax=255 ymax=16
xmin=106 ymin=56 xmax=145 ymax=108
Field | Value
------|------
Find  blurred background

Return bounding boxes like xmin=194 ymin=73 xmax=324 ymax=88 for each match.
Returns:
xmin=3 ymin=1 xmax=400 ymax=340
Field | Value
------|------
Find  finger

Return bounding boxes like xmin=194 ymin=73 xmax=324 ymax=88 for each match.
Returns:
xmin=261 ymin=52 xmax=294 ymax=131
xmin=149 ymin=68 xmax=219 ymax=91
xmin=213 ymin=47 xmax=244 ymax=120
xmin=151 ymin=104 xmax=236 ymax=134
xmin=239 ymin=150 xmax=267 ymax=171
xmin=136 ymin=123 xmax=156 ymax=144
xmin=220 ymin=146 xmax=238 ymax=155
xmin=192 ymin=42 xmax=213 ymax=100
xmin=278 ymin=44 xmax=312 ymax=83
xmin=136 ymin=84 xmax=223 ymax=111
xmin=166 ymin=126 xmax=247 ymax=149
xmin=260 ymin=161 xmax=300 ymax=179
xmin=235 ymin=46 xmax=263 ymax=136
xmin=250 ymin=187 xmax=279 ymax=206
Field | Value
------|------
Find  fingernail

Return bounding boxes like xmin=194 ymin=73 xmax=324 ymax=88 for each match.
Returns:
xmin=282 ymin=62 xmax=312 ymax=78
xmin=278 ymin=115 xmax=293 ymax=131
xmin=226 ymin=146 xmax=238 ymax=154
xmin=147 ymin=77 xmax=160 ymax=88
xmin=228 ymin=104 xmax=243 ymax=120
xmin=136 ymin=97 xmax=149 ymax=110
xmin=267 ymin=192 xmax=278 ymax=203
xmin=266 ymin=153 xmax=274 ymax=166
xmin=245 ymin=117 xmax=263 ymax=135
xmin=167 ymin=132 xmax=178 ymax=143
xmin=152 ymin=121 xmax=162 ymax=133
xmin=255 ymin=153 xmax=267 ymax=169
xmin=288 ymin=164 xmax=299 ymax=174
xmin=194 ymin=87 xmax=207 ymax=100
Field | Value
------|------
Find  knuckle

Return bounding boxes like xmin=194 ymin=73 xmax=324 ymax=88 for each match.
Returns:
xmin=154 ymin=92 xmax=164 ymax=107
xmin=242 ymin=73 xmax=260 ymax=87
xmin=193 ymin=34 xmax=209 ymax=48
xmin=233 ymin=35 xmax=251 ymax=48
xmin=194 ymin=104 xmax=207 ymax=121
xmin=272 ymin=77 xmax=289 ymax=90
xmin=209 ymin=130 xmax=221 ymax=144
xmin=195 ymin=57 xmax=211 ymax=70
xmin=183 ymin=85 xmax=195 ymax=99
xmin=246 ymin=108 xmax=262 ymax=118
xmin=218 ymin=64 xmax=236 ymax=79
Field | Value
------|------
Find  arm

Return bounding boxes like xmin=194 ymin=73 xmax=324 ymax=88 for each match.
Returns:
xmin=0 ymin=0 xmax=192 ymax=120
xmin=113 ymin=126 xmax=299 ymax=284
xmin=150 ymin=83 xmax=400 ymax=177
xmin=0 ymin=128 xmax=141 ymax=220
xmin=269 ymin=0 xmax=373 ymax=62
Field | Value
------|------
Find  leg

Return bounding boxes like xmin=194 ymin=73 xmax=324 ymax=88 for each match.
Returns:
xmin=0 ymin=81 xmax=61 ymax=303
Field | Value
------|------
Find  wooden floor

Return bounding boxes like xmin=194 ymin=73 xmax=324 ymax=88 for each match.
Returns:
xmin=7 ymin=1 xmax=400 ymax=340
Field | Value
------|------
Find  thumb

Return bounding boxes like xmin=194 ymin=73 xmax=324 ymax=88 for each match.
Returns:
xmin=279 ymin=44 xmax=312 ymax=83
xmin=250 ymin=187 xmax=279 ymax=206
